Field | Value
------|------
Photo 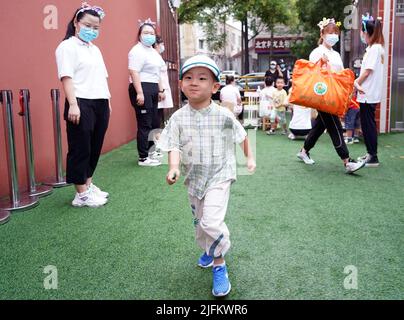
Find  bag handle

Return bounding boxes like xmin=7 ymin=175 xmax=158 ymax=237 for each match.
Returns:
xmin=314 ymin=58 xmax=333 ymax=77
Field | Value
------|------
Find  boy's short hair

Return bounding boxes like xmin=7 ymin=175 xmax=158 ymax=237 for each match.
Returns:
xmin=275 ymin=77 xmax=285 ymax=83
xmin=180 ymin=55 xmax=221 ymax=82
xmin=225 ymin=75 xmax=235 ymax=85
xmin=264 ymin=76 xmax=273 ymax=86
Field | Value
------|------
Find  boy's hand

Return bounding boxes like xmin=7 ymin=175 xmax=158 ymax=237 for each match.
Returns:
xmin=247 ymin=157 xmax=256 ymax=174
xmin=166 ymin=168 xmax=180 ymax=185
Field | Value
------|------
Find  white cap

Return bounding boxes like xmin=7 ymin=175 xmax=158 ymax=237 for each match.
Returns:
xmin=180 ymin=55 xmax=221 ymax=81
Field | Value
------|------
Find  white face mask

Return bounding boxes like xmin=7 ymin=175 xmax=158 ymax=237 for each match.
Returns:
xmin=324 ymin=34 xmax=339 ymax=47
xmin=159 ymin=44 xmax=165 ymax=54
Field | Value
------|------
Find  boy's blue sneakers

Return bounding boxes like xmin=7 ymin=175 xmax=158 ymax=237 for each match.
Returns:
xmin=212 ymin=264 xmax=231 ymax=297
xmin=198 ymin=252 xmax=214 ymax=268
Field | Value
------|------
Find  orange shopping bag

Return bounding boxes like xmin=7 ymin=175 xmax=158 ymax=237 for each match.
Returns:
xmin=289 ymin=59 xmax=355 ymax=117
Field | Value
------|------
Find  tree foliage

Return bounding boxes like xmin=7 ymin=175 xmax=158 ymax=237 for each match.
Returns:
xmin=178 ymin=0 xmax=292 ymax=51
xmin=292 ymin=0 xmax=352 ymax=58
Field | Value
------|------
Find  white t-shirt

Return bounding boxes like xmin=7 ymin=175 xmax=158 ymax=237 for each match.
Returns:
xmin=128 ymin=42 xmax=164 ymax=83
xmin=357 ymin=44 xmax=385 ymax=103
xmin=55 ymin=36 xmax=111 ymax=99
xmin=289 ymin=105 xmax=312 ymax=130
xmin=259 ymin=86 xmax=276 ymax=117
xmin=309 ymin=44 xmax=344 ymax=72
xmin=158 ymin=64 xmax=174 ymax=109
xmin=220 ymin=84 xmax=241 ymax=105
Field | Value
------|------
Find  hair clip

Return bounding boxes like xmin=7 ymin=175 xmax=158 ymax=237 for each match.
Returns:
xmin=76 ymin=2 xmax=106 ymax=20
xmin=138 ymin=18 xmax=157 ymax=28
xmin=317 ymin=17 xmax=341 ymax=30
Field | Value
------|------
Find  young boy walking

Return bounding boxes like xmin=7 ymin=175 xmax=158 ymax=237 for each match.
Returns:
xmin=158 ymin=55 xmax=256 ymax=297
xmin=268 ymin=77 xmax=288 ymax=135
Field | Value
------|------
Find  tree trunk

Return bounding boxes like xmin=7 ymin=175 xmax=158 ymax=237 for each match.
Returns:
xmin=269 ymin=27 xmax=274 ymax=62
xmin=223 ymin=16 xmax=227 ymax=70
xmin=243 ymin=17 xmax=249 ymax=74
xmin=241 ymin=21 xmax=244 ymax=74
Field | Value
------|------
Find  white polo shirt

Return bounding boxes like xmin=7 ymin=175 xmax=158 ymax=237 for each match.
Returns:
xmin=128 ymin=42 xmax=164 ymax=83
xmin=309 ymin=44 xmax=344 ymax=72
xmin=357 ymin=44 xmax=385 ymax=104
xmin=55 ymin=36 xmax=111 ymax=99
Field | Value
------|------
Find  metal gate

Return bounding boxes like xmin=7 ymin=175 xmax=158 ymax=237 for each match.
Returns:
xmin=391 ymin=0 xmax=404 ymax=131
xmin=158 ymin=0 xmax=180 ymax=121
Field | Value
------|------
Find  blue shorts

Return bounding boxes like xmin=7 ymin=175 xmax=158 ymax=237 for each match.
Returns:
xmin=344 ymin=108 xmax=360 ymax=130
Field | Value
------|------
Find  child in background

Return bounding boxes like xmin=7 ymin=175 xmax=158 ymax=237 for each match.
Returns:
xmin=268 ymin=77 xmax=288 ymax=135
xmin=287 ymin=87 xmax=313 ymax=140
xmin=259 ymin=76 xmax=276 ymax=118
xmin=158 ymin=55 xmax=256 ymax=297
xmin=220 ymin=75 xmax=242 ymax=117
xmin=344 ymin=93 xmax=361 ymax=144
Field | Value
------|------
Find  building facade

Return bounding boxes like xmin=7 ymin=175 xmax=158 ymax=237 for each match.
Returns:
xmin=180 ymin=21 xmax=243 ymax=73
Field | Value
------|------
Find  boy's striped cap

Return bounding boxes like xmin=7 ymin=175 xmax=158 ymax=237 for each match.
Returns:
xmin=180 ymin=55 xmax=221 ymax=81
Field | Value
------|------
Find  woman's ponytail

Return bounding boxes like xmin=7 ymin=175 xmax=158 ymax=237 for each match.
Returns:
xmin=63 ymin=10 xmax=80 ymax=40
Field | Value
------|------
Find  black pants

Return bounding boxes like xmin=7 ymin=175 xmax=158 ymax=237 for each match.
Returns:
xmin=304 ymin=111 xmax=349 ymax=160
xmin=360 ymin=103 xmax=378 ymax=156
xmin=64 ymin=98 xmax=110 ymax=185
xmin=128 ymin=83 xmax=159 ymax=159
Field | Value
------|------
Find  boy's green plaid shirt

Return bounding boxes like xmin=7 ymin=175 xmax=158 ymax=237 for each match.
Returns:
xmin=158 ymin=102 xmax=247 ymax=199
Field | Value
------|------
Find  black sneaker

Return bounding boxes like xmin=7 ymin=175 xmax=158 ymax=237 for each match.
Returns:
xmin=365 ymin=155 xmax=379 ymax=167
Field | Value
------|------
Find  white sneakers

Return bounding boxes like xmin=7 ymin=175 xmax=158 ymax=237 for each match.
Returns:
xmin=138 ymin=157 xmax=161 ymax=167
xmin=90 ymin=183 xmax=109 ymax=198
xmin=149 ymin=151 xmax=164 ymax=159
xmin=345 ymin=159 xmax=366 ymax=174
xmin=297 ymin=149 xmax=315 ymax=165
xmin=72 ymin=184 xmax=109 ymax=208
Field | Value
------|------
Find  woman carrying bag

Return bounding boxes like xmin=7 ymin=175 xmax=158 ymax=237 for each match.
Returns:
xmin=296 ymin=18 xmax=365 ymax=174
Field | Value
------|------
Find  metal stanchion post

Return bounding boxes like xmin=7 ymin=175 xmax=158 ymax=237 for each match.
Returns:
xmin=0 ymin=90 xmax=39 ymax=212
xmin=43 ymin=89 xmax=69 ymax=187
xmin=0 ymin=210 xmax=10 ymax=225
xmin=19 ymin=89 xmax=53 ymax=198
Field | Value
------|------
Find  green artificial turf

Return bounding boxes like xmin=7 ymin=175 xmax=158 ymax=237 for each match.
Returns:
xmin=0 ymin=131 xmax=403 ymax=300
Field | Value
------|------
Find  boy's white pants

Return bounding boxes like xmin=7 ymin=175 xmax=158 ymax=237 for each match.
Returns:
xmin=188 ymin=180 xmax=231 ymax=259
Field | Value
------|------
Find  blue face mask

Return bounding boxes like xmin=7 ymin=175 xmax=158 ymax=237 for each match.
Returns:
xmin=78 ymin=26 xmax=99 ymax=43
xmin=142 ymin=34 xmax=156 ymax=47
xmin=324 ymin=34 xmax=339 ymax=47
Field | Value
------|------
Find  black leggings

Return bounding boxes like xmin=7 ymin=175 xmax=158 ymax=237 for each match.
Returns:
xmin=128 ymin=82 xmax=160 ymax=159
xmin=304 ymin=111 xmax=349 ymax=160
xmin=359 ymin=103 xmax=378 ymax=156
xmin=64 ymin=98 xmax=110 ymax=185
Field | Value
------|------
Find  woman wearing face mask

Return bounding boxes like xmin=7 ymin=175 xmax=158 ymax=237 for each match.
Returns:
xmin=265 ymin=60 xmax=283 ymax=85
xmin=354 ymin=14 xmax=385 ymax=167
xmin=128 ymin=20 xmax=166 ymax=167
xmin=296 ymin=18 xmax=365 ymax=174
xmin=55 ymin=2 xmax=111 ymax=208
xmin=278 ymin=59 xmax=291 ymax=93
